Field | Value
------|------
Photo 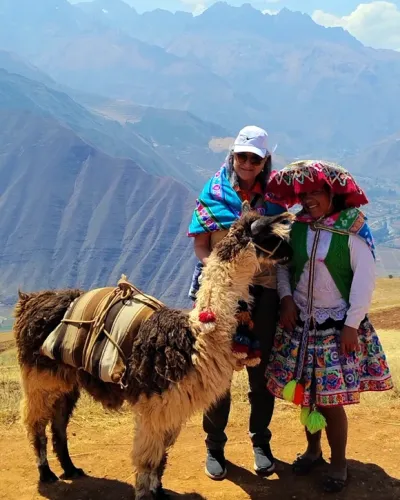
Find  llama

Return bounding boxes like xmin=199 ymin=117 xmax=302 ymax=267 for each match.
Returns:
xmin=14 ymin=206 xmax=293 ymax=499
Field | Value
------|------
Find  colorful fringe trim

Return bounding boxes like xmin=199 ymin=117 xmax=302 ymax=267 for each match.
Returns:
xmin=282 ymin=380 xmax=327 ymax=434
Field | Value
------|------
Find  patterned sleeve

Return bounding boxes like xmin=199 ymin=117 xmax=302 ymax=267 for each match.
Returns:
xmin=345 ymin=235 xmax=376 ymax=329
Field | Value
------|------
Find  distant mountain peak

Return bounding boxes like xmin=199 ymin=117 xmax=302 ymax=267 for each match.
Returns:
xmin=83 ymin=0 xmax=136 ymax=11
xmin=195 ymin=0 xmax=266 ymax=31
xmin=202 ymin=1 xmax=261 ymax=17
xmin=77 ymin=0 xmax=138 ymax=15
xmin=277 ymin=7 xmax=302 ymax=16
xmin=272 ymin=7 xmax=360 ymax=45
xmin=142 ymin=8 xmax=192 ymax=20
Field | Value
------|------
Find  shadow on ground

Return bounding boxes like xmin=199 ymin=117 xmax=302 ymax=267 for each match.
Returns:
xmin=225 ymin=459 xmax=400 ymax=499
xmin=38 ymin=475 xmax=207 ymax=500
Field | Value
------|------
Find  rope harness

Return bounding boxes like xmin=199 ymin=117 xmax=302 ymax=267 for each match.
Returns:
xmin=252 ymin=239 xmax=283 ymax=259
xmin=61 ymin=275 xmax=163 ymax=373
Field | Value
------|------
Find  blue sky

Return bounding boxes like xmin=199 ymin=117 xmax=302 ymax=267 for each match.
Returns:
xmin=71 ymin=1 xmax=400 ymax=51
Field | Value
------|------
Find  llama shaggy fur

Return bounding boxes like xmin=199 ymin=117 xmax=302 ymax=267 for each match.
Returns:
xmin=14 ymin=208 xmax=293 ymax=499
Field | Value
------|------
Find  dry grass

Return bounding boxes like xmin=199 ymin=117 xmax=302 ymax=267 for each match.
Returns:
xmin=0 ymin=348 xmax=21 ymax=426
xmin=362 ymin=329 xmax=400 ymax=403
xmin=0 ymin=278 xmax=399 ymax=427
xmin=370 ymin=277 xmax=400 ymax=312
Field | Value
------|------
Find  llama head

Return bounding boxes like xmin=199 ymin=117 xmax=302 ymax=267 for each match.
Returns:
xmin=214 ymin=201 xmax=294 ymax=268
xmin=193 ymin=203 xmax=294 ymax=333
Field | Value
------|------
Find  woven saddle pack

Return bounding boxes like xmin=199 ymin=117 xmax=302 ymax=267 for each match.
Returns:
xmin=40 ymin=276 xmax=164 ymax=385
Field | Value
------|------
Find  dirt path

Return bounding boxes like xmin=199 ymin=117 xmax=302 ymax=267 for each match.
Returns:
xmin=1 ymin=405 xmax=399 ymax=500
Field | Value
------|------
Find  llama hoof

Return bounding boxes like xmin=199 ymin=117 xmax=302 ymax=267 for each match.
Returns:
xmin=39 ymin=465 xmax=59 ymax=483
xmin=60 ymin=468 xmax=86 ymax=480
xmin=152 ymin=486 xmax=170 ymax=499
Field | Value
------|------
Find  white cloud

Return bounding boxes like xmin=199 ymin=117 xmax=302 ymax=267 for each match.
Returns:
xmin=312 ymin=1 xmax=400 ymax=51
xmin=193 ymin=4 xmax=207 ymax=15
xmin=179 ymin=0 xmax=206 ymax=15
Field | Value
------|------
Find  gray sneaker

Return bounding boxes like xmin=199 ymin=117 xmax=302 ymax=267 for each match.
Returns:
xmin=204 ymin=449 xmax=227 ymax=480
xmin=253 ymin=444 xmax=275 ymax=475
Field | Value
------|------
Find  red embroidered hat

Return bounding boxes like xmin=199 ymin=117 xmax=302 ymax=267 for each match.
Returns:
xmin=267 ymin=160 xmax=369 ymax=208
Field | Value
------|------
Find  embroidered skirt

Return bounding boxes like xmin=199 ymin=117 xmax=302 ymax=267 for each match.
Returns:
xmin=266 ymin=316 xmax=393 ymax=407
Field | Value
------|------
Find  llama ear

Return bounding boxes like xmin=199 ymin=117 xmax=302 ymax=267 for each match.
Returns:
xmin=241 ymin=200 xmax=251 ymax=214
xmin=18 ymin=290 xmax=30 ymax=302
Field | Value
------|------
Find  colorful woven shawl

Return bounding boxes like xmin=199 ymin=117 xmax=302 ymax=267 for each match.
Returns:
xmin=188 ymin=164 xmax=285 ymax=236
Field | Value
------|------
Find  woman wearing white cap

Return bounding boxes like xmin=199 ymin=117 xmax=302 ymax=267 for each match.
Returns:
xmin=187 ymin=125 xmax=286 ymax=479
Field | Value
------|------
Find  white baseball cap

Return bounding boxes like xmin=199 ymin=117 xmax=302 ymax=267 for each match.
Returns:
xmin=233 ymin=125 xmax=269 ymax=158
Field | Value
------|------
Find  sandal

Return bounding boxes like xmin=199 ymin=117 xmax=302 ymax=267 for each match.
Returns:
xmin=322 ymin=475 xmax=347 ymax=493
xmin=292 ymin=453 xmax=325 ymax=476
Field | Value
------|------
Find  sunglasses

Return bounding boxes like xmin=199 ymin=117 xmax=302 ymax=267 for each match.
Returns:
xmin=235 ymin=152 xmax=264 ymax=166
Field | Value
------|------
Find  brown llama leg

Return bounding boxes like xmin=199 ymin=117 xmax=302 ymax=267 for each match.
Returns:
xmin=31 ymin=419 xmax=59 ymax=483
xmin=132 ymin=415 xmax=171 ymax=500
xmin=21 ymin=367 xmax=76 ymax=483
xmin=154 ymin=427 xmax=181 ymax=499
xmin=51 ymin=386 xmax=85 ymax=480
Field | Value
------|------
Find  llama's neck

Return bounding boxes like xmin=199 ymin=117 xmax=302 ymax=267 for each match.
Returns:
xmin=190 ymin=250 xmax=258 ymax=339
xmin=183 ymin=250 xmax=259 ymax=415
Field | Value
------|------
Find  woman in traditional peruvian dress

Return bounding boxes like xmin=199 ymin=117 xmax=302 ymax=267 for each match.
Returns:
xmin=265 ymin=160 xmax=393 ymax=493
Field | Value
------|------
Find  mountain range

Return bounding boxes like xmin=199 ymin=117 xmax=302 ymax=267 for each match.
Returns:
xmin=0 ymin=61 xmax=222 ymax=306
xmin=0 ymin=100 xmax=197 ymax=306
xmin=1 ymin=0 xmax=399 ymax=160
xmin=0 ymin=0 xmax=399 ymax=309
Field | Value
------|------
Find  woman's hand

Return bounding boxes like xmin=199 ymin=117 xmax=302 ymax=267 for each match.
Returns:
xmin=340 ymin=325 xmax=359 ymax=355
xmin=280 ymin=296 xmax=298 ymax=332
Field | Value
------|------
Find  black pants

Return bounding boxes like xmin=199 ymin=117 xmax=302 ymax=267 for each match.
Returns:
xmin=203 ymin=286 xmax=279 ymax=450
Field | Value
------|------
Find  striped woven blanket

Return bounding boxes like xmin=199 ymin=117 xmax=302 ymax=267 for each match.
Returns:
xmin=40 ymin=278 xmax=164 ymax=385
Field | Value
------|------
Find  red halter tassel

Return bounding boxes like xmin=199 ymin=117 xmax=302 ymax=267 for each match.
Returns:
xmin=199 ymin=311 xmax=216 ymax=323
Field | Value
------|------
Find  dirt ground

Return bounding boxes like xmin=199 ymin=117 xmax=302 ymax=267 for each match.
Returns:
xmin=0 ymin=403 xmax=399 ymax=500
